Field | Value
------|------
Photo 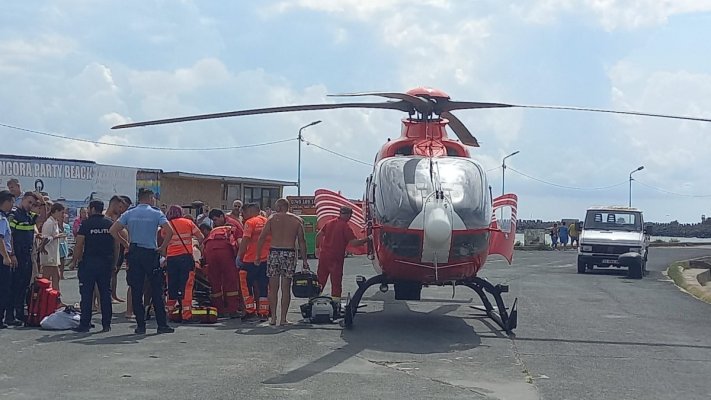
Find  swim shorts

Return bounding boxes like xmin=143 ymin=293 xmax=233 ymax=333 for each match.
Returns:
xmin=267 ymin=247 xmax=297 ymax=279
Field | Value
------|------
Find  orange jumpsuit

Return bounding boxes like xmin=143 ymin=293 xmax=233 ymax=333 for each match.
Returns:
xmin=202 ymin=225 xmax=241 ymax=314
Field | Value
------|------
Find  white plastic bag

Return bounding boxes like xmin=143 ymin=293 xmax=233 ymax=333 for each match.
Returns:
xmin=40 ymin=308 xmax=81 ymax=330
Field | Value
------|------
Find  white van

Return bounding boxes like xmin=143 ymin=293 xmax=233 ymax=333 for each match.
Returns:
xmin=577 ymin=206 xmax=650 ymax=277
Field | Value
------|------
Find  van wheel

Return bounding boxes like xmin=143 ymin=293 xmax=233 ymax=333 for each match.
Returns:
xmin=628 ymin=260 xmax=643 ymax=279
xmin=577 ymin=260 xmax=586 ymax=274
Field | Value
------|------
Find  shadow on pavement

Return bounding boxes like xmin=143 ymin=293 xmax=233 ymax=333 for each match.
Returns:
xmin=584 ymin=268 xmax=629 ymax=277
xmin=263 ymin=293 xmax=482 ymax=385
xmin=478 ymin=334 xmax=711 ymax=350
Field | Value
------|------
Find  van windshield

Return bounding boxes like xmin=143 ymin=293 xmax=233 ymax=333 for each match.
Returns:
xmin=584 ymin=210 xmax=642 ymax=232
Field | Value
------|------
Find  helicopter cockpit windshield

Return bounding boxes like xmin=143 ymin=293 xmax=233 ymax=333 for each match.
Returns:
xmin=373 ymin=157 xmax=491 ymax=230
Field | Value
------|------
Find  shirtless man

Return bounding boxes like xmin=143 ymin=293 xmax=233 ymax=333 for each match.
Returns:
xmin=105 ymin=195 xmax=130 ymax=303
xmin=256 ymin=198 xmax=308 ymax=326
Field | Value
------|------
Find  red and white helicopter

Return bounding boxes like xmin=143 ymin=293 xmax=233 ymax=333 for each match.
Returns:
xmin=114 ymin=87 xmax=711 ymax=332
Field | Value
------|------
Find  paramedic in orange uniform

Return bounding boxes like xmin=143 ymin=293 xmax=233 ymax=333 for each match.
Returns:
xmin=202 ymin=209 xmax=242 ymax=318
xmin=316 ymin=207 xmax=371 ymax=302
xmin=163 ymin=206 xmax=204 ymax=317
xmin=236 ymin=203 xmax=270 ymax=320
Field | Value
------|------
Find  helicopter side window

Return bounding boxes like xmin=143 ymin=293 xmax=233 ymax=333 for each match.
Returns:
xmin=394 ymin=145 xmax=413 ymax=156
xmin=445 ymin=146 xmax=460 ymax=156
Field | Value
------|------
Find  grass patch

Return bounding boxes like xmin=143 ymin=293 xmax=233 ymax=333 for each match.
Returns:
xmin=667 ymin=262 xmax=688 ymax=287
xmin=666 ymin=261 xmax=711 ymax=304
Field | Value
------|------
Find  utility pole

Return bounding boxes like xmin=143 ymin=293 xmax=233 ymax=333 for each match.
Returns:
xmin=629 ymin=165 xmax=644 ymax=207
xmin=297 ymin=120 xmax=322 ymax=196
xmin=502 ymin=151 xmax=520 ymax=196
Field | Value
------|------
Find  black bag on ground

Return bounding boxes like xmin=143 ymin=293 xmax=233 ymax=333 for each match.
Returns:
xmin=292 ymin=271 xmax=320 ymax=299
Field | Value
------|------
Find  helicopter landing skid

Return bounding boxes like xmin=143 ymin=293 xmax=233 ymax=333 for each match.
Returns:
xmin=342 ymin=274 xmax=385 ymax=329
xmin=461 ymin=277 xmax=518 ymax=334
xmin=342 ymin=274 xmax=517 ymax=334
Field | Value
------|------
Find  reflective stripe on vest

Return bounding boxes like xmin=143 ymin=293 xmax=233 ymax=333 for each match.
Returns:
xmin=9 ymin=220 xmax=35 ymax=231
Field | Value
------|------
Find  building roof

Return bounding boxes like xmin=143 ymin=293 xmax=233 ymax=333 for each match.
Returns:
xmin=0 ymin=153 xmax=95 ymax=164
xmin=160 ymin=171 xmax=297 ymax=187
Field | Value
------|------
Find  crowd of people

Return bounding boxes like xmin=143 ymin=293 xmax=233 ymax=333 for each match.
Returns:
xmin=1 ymin=179 xmax=370 ymax=333
xmin=549 ymin=220 xmax=582 ymax=250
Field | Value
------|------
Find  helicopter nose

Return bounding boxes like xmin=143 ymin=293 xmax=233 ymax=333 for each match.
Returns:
xmin=424 ymin=207 xmax=452 ymax=245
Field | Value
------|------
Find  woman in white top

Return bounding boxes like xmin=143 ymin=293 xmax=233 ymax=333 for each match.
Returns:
xmin=39 ymin=203 xmax=67 ymax=291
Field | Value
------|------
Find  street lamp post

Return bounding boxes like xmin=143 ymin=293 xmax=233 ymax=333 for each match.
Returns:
xmin=502 ymin=150 xmax=520 ymax=196
xmin=629 ymin=165 xmax=644 ymax=207
xmin=297 ymin=120 xmax=322 ymax=196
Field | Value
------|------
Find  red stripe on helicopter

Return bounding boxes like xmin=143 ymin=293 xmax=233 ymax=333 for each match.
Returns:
xmin=314 ymin=189 xmax=367 ymax=255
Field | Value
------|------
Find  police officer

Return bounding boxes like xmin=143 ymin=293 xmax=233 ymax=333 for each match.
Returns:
xmin=73 ymin=200 xmax=117 ymax=333
xmin=0 ymin=190 xmax=17 ymax=329
xmin=110 ymin=188 xmax=174 ymax=334
xmin=6 ymin=192 xmax=42 ymax=325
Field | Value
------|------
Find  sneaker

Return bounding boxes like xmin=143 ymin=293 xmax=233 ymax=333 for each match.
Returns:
xmin=73 ymin=326 xmax=91 ymax=333
xmin=0 ymin=323 xmax=7 ymax=329
xmin=6 ymin=320 xmax=23 ymax=327
xmin=134 ymin=326 xmax=146 ymax=335
xmin=157 ymin=326 xmax=175 ymax=334
xmin=100 ymin=326 xmax=111 ymax=333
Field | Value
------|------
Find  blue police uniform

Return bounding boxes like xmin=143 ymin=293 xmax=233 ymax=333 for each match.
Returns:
xmin=119 ymin=204 xmax=172 ymax=333
xmin=7 ymin=206 xmax=37 ymax=323
xmin=0 ymin=210 xmax=13 ymax=327
xmin=76 ymin=214 xmax=116 ymax=331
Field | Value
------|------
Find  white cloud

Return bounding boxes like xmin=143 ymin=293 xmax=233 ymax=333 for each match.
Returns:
xmin=0 ymin=35 xmax=75 ymax=72
xmin=265 ymin=0 xmax=449 ymax=19
xmin=514 ymin=0 xmax=711 ymax=31
xmin=608 ymin=61 xmax=711 ymax=194
xmin=128 ymin=58 xmax=231 ymax=97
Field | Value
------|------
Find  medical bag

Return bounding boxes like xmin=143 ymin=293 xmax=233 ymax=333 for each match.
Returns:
xmin=191 ymin=306 xmax=218 ymax=324
xmin=26 ymin=277 xmax=61 ymax=327
xmin=292 ymin=271 xmax=321 ymax=299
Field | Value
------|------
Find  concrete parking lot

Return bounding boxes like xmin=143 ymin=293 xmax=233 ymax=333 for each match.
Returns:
xmin=2 ymin=247 xmax=711 ymax=399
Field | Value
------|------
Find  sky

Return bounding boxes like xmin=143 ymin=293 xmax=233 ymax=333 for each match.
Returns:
xmin=2 ymin=0 xmax=711 ymax=223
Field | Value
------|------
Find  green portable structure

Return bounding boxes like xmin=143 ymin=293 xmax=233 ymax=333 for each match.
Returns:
xmin=302 ymin=215 xmax=318 ymax=258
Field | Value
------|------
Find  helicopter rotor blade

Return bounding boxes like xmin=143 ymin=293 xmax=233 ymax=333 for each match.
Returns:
xmin=329 ymin=92 xmax=433 ymax=114
xmin=440 ymin=101 xmax=711 ymax=123
xmin=440 ymin=111 xmax=479 ymax=147
xmin=112 ymin=101 xmax=413 ymax=129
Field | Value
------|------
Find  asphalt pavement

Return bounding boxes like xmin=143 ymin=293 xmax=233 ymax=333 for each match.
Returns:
xmin=1 ymin=247 xmax=711 ymax=399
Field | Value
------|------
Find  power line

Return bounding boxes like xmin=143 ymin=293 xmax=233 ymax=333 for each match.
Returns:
xmin=303 ymin=139 xmax=373 ymax=166
xmin=635 ymin=180 xmax=711 ymax=198
xmin=507 ymin=167 xmax=628 ymax=191
xmin=0 ymin=122 xmax=296 ymax=151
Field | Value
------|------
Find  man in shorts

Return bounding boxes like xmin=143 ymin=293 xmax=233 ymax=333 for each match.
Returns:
xmin=256 ymin=198 xmax=308 ymax=326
